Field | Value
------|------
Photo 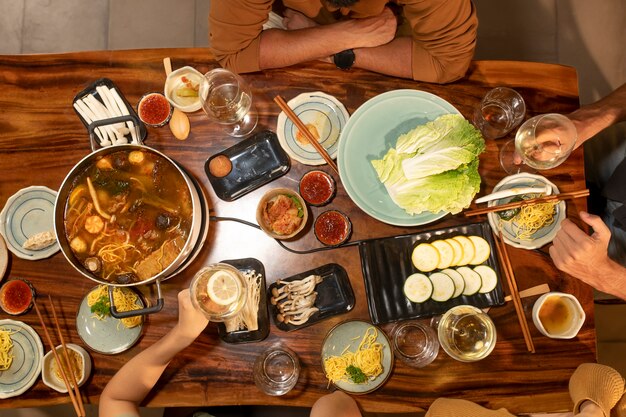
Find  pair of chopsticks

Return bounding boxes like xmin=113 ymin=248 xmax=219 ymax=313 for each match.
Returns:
xmin=492 ymin=230 xmax=536 ymax=353
xmin=465 ymin=189 xmax=590 ymax=217
xmin=34 ymin=296 xmax=85 ymax=417
xmin=274 ymin=96 xmax=339 ymax=175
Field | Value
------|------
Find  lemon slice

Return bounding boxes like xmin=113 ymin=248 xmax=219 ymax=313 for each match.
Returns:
xmin=206 ymin=270 xmax=240 ymax=306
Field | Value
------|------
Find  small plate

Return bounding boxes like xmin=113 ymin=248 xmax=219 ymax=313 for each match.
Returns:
xmin=0 ymin=234 xmax=8 ymax=281
xmin=276 ymin=92 xmax=349 ymax=165
xmin=487 ymin=173 xmax=566 ymax=250
xmin=0 ymin=319 xmax=44 ymax=399
xmin=0 ymin=186 xmax=59 ymax=260
xmin=76 ymin=286 xmax=144 ymax=355
xmin=268 ymin=263 xmax=355 ymax=331
xmin=321 ymin=320 xmax=393 ymax=395
xmin=217 ymin=258 xmax=269 ymax=344
xmin=164 ymin=66 xmax=203 ymax=112
xmin=205 ymin=130 xmax=291 ymax=201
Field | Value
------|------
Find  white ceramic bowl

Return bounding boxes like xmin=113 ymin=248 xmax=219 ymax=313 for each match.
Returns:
xmin=164 ymin=66 xmax=203 ymax=113
xmin=487 ymin=173 xmax=566 ymax=250
xmin=42 ymin=343 xmax=91 ymax=393
xmin=256 ymin=188 xmax=308 ymax=240
xmin=532 ymin=292 xmax=585 ymax=339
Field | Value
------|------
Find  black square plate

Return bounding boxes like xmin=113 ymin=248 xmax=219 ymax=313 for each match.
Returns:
xmin=217 ymin=258 xmax=269 ymax=344
xmin=358 ymin=221 xmax=505 ymax=325
xmin=205 ymin=130 xmax=291 ymax=201
xmin=268 ymin=263 xmax=355 ymax=331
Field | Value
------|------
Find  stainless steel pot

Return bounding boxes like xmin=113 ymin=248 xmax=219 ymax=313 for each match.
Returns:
xmin=54 ymin=116 xmax=204 ymax=317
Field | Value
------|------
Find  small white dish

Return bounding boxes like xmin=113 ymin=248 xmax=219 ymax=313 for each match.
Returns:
xmin=0 ymin=319 xmax=44 ymax=399
xmin=76 ymin=286 xmax=144 ymax=355
xmin=164 ymin=66 xmax=203 ymax=113
xmin=276 ymin=92 xmax=349 ymax=166
xmin=487 ymin=173 xmax=565 ymax=250
xmin=42 ymin=343 xmax=92 ymax=393
xmin=0 ymin=185 xmax=59 ymax=260
xmin=532 ymin=292 xmax=585 ymax=339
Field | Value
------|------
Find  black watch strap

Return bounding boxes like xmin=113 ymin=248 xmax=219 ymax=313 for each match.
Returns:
xmin=333 ymin=49 xmax=355 ymax=70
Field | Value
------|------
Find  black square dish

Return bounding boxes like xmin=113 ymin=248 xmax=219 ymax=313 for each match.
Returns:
xmin=358 ymin=221 xmax=505 ymax=325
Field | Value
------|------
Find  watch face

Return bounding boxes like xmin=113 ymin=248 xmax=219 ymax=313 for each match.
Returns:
xmin=334 ymin=49 xmax=355 ymax=70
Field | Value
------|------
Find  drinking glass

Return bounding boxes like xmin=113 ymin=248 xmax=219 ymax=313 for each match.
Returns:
xmin=499 ymin=113 xmax=577 ymax=174
xmin=253 ymin=345 xmax=300 ymax=396
xmin=199 ymin=68 xmax=258 ymax=137
xmin=189 ymin=263 xmax=247 ymax=322
xmin=473 ymin=87 xmax=526 ymax=139
xmin=437 ymin=305 xmax=496 ymax=362
xmin=391 ymin=321 xmax=439 ymax=368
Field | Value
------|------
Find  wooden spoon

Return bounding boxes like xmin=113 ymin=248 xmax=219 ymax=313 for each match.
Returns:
xmin=163 ymin=57 xmax=190 ymax=140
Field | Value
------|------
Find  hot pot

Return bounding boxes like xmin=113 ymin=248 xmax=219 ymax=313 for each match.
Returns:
xmin=54 ymin=117 xmax=205 ymax=317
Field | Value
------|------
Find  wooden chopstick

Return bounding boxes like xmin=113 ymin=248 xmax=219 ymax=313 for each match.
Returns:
xmin=34 ymin=302 xmax=85 ymax=417
xmin=504 ymin=283 xmax=550 ymax=302
xmin=274 ymin=95 xmax=340 ymax=175
xmin=48 ymin=295 xmax=85 ymax=417
xmin=492 ymin=230 xmax=536 ymax=353
xmin=465 ymin=189 xmax=590 ymax=217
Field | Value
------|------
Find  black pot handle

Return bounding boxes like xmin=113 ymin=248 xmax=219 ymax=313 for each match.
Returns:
xmin=108 ymin=279 xmax=164 ymax=319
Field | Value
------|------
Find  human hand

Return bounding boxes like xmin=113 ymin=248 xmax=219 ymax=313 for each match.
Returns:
xmin=283 ymin=8 xmax=318 ymax=30
xmin=174 ymin=289 xmax=209 ymax=344
xmin=345 ymin=7 xmax=397 ymax=49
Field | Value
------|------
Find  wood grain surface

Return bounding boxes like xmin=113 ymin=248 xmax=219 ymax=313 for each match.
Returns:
xmin=0 ymin=49 xmax=594 ymax=413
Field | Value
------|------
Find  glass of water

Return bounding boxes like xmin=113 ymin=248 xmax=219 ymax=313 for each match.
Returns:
xmin=392 ymin=321 xmax=439 ymax=368
xmin=473 ymin=87 xmax=526 ymax=139
xmin=253 ymin=345 xmax=300 ymax=396
xmin=199 ymin=68 xmax=258 ymax=137
xmin=437 ymin=305 xmax=496 ymax=362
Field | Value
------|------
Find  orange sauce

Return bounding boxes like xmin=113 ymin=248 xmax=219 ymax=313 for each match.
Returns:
xmin=538 ymin=296 xmax=573 ymax=335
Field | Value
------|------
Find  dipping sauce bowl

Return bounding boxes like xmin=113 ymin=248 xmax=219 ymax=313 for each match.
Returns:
xmin=0 ymin=278 xmax=36 ymax=315
xmin=314 ymin=210 xmax=351 ymax=246
xmin=299 ymin=170 xmax=335 ymax=206
xmin=137 ymin=92 xmax=172 ymax=127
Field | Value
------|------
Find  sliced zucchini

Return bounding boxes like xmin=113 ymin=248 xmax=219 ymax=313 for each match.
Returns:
xmin=429 ymin=272 xmax=455 ymax=302
xmin=445 ymin=238 xmax=463 ymax=266
xmin=468 ymin=235 xmax=491 ymax=265
xmin=441 ymin=268 xmax=465 ymax=298
xmin=452 ymin=236 xmax=476 ymax=266
xmin=457 ymin=266 xmax=482 ymax=296
xmin=404 ymin=273 xmax=433 ymax=303
xmin=432 ymin=239 xmax=454 ymax=270
xmin=411 ymin=243 xmax=440 ymax=272
xmin=475 ymin=265 xmax=499 ymax=293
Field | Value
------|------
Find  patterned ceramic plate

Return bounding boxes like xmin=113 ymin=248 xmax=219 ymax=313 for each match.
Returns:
xmin=0 ymin=319 xmax=44 ymax=399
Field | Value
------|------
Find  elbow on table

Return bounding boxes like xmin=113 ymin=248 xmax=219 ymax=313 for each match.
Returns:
xmin=210 ymin=46 xmax=260 ymax=75
xmin=419 ymin=53 xmax=473 ymax=84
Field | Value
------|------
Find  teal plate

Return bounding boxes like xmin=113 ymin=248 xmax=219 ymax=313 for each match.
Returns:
xmin=0 ymin=319 xmax=44 ymax=399
xmin=337 ymin=89 xmax=461 ymax=226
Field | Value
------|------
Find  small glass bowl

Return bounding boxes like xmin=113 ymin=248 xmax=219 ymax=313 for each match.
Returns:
xmin=299 ymin=170 xmax=336 ymax=206
xmin=313 ymin=210 xmax=352 ymax=246
xmin=137 ymin=92 xmax=173 ymax=128
xmin=391 ymin=321 xmax=439 ymax=368
xmin=0 ymin=278 xmax=36 ymax=315
xmin=253 ymin=345 xmax=300 ymax=396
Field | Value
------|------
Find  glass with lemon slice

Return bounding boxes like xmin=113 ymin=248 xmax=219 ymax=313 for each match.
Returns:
xmin=190 ymin=263 xmax=247 ymax=321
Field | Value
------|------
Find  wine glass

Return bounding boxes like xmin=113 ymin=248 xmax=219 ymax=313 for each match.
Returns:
xmin=500 ymin=113 xmax=577 ymax=174
xmin=199 ymin=68 xmax=258 ymax=137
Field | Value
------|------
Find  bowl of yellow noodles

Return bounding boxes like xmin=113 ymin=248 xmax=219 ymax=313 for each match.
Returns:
xmin=42 ymin=343 xmax=91 ymax=393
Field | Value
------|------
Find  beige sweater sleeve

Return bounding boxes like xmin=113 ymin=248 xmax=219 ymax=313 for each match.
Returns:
xmin=426 ymin=398 xmax=517 ymax=417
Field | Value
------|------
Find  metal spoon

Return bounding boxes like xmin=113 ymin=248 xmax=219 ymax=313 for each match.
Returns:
xmin=163 ymin=57 xmax=190 ymax=140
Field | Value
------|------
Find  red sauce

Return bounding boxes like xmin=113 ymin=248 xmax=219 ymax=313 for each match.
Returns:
xmin=314 ymin=210 xmax=351 ymax=246
xmin=299 ymin=170 xmax=335 ymax=206
xmin=0 ymin=279 xmax=34 ymax=315
xmin=138 ymin=93 xmax=171 ymax=126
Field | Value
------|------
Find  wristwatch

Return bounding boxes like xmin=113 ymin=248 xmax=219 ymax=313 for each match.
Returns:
xmin=333 ymin=49 xmax=355 ymax=70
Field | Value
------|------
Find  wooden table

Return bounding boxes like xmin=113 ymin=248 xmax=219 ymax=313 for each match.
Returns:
xmin=0 ymin=49 xmax=595 ymax=413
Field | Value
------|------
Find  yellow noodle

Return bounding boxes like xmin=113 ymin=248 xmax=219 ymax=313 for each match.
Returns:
xmin=87 ymin=285 xmax=143 ymax=329
xmin=0 ymin=327 xmax=16 ymax=371
xmin=505 ymin=201 xmax=558 ymax=241
xmin=323 ymin=327 xmax=384 ymax=385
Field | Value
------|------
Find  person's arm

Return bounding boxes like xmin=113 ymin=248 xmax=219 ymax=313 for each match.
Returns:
xmin=549 ymin=212 xmax=626 ymax=300
xmin=99 ymin=290 xmax=209 ymax=417
xmin=569 ymin=83 xmax=626 ymax=148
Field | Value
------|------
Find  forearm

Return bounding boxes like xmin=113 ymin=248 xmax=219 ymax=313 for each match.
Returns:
xmin=570 ymin=83 xmax=626 ymax=145
xmin=353 ymin=37 xmax=413 ymax=80
xmin=591 ymin=258 xmax=626 ymax=300
xmin=99 ymin=325 xmax=194 ymax=417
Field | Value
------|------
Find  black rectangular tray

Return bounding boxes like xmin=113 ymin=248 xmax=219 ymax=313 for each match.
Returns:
xmin=205 ymin=130 xmax=290 ymax=201
xmin=72 ymin=78 xmax=147 ymax=144
xmin=268 ymin=263 xmax=355 ymax=332
xmin=358 ymin=221 xmax=505 ymax=325
xmin=217 ymin=258 xmax=269 ymax=344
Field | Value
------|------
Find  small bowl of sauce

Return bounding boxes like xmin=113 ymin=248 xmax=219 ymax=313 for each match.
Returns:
xmin=137 ymin=92 xmax=173 ymax=127
xmin=0 ymin=278 xmax=36 ymax=315
xmin=314 ymin=210 xmax=352 ymax=246
xmin=299 ymin=170 xmax=335 ymax=206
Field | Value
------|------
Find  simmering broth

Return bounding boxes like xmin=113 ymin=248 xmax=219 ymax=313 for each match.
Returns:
xmin=64 ymin=149 xmax=192 ymax=283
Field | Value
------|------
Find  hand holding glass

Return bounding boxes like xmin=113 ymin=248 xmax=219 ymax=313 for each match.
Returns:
xmin=199 ymin=68 xmax=258 ymax=137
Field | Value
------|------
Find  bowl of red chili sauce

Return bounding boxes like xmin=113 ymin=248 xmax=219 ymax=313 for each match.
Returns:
xmin=299 ymin=170 xmax=336 ymax=206
xmin=0 ymin=278 xmax=36 ymax=315
xmin=137 ymin=92 xmax=173 ymax=127
xmin=314 ymin=210 xmax=351 ymax=246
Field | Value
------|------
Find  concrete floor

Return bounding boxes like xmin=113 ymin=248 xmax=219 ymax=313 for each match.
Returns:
xmin=1 ymin=0 xmax=625 ymax=416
